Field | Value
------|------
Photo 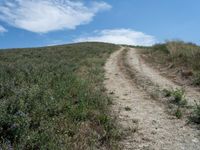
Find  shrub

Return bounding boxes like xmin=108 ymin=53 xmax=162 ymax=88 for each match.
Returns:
xmin=171 ymin=89 xmax=187 ymax=106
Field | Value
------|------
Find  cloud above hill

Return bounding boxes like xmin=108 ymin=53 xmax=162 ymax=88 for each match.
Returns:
xmin=0 ymin=25 xmax=7 ymax=33
xmin=0 ymin=0 xmax=111 ymax=33
xmin=74 ymin=29 xmax=157 ymax=46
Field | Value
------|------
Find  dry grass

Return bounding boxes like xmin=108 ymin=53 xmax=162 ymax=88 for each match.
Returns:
xmin=141 ymin=41 xmax=200 ymax=85
xmin=166 ymin=41 xmax=200 ymax=58
xmin=140 ymin=40 xmax=200 ymax=124
xmin=166 ymin=41 xmax=200 ymax=70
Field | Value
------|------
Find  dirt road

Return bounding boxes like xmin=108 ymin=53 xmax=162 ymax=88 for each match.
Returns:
xmin=104 ymin=47 xmax=200 ymax=150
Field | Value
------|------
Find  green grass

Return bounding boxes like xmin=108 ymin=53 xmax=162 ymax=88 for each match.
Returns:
xmin=163 ymin=88 xmax=187 ymax=106
xmin=0 ymin=42 xmax=120 ymax=149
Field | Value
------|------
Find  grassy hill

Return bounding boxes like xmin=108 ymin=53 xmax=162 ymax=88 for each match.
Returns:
xmin=140 ymin=41 xmax=200 ymax=87
xmin=0 ymin=42 xmax=119 ymax=149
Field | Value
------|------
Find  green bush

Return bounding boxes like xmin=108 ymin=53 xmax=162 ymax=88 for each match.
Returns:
xmin=171 ymin=89 xmax=187 ymax=106
xmin=163 ymin=88 xmax=187 ymax=105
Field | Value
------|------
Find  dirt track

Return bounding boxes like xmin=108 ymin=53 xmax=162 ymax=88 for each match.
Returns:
xmin=104 ymin=47 xmax=200 ymax=150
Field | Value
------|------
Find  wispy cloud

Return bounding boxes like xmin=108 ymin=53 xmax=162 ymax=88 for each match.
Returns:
xmin=74 ymin=29 xmax=157 ymax=46
xmin=0 ymin=0 xmax=111 ymax=33
xmin=0 ymin=25 xmax=7 ymax=33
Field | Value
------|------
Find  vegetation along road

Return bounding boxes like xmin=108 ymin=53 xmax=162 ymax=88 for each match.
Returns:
xmin=0 ymin=41 xmax=200 ymax=149
xmin=104 ymin=46 xmax=200 ymax=150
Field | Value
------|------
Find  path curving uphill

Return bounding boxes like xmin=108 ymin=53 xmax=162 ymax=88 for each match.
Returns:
xmin=104 ymin=47 xmax=200 ymax=150
xmin=127 ymin=48 xmax=200 ymax=106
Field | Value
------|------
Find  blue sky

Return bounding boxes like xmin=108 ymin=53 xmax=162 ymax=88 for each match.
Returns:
xmin=0 ymin=0 xmax=200 ymax=49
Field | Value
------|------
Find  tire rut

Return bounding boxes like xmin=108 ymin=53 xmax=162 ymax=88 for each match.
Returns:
xmin=127 ymin=48 xmax=200 ymax=107
xmin=104 ymin=47 xmax=200 ymax=150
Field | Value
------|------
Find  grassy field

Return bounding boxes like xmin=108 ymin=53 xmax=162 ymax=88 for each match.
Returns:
xmin=141 ymin=41 xmax=200 ymax=86
xmin=0 ymin=42 xmax=120 ymax=149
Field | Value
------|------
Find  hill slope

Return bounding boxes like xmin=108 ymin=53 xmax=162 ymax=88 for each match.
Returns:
xmin=0 ymin=42 xmax=119 ymax=149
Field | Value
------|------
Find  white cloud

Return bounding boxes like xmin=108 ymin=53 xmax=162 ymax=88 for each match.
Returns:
xmin=0 ymin=0 xmax=111 ymax=33
xmin=74 ymin=29 xmax=157 ymax=46
xmin=0 ymin=25 xmax=7 ymax=33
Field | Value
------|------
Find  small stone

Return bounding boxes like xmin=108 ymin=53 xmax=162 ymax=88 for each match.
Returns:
xmin=192 ymin=138 xmax=199 ymax=143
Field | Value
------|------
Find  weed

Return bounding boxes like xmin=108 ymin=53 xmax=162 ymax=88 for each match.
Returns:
xmin=163 ymin=88 xmax=187 ymax=118
xmin=175 ymin=107 xmax=183 ymax=119
xmin=163 ymin=88 xmax=187 ymax=106
xmin=171 ymin=89 xmax=187 ymax=106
